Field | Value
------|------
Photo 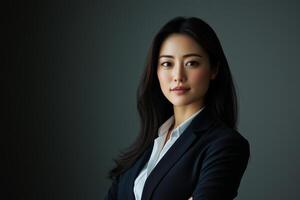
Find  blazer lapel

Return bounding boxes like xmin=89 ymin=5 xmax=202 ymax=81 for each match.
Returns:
xmin=140 ymin=106 xmax=216 ymax=200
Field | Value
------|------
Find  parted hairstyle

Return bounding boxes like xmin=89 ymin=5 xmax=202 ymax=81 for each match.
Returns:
xmin=108 ymin=16 xmax=238 ymax=180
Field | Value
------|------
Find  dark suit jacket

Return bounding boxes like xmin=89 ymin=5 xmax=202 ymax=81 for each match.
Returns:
xmin=105 ymin=107 xmax=250 ymax=200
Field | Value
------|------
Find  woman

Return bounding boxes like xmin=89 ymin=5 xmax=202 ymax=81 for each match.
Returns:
xmin=105 ymin=16 xmax=250 ymax=200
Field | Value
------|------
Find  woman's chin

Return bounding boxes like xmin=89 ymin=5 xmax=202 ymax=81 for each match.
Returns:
xmin=169 ymin=99 xmax=193 ymax=107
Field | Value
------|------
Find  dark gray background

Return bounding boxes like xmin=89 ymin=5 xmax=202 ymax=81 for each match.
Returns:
xmin=5 ymin=0 xmax=300 ymax=199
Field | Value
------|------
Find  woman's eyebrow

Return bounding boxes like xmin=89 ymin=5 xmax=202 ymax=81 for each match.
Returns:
xmin=159 ymin=53 xmax=203 ymax=59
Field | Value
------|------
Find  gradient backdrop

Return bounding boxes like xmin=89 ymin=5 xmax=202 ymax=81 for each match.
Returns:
xmin=5 ymin=0 xmax=300 ymax=199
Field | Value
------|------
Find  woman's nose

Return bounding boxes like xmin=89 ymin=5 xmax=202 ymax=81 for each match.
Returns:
xmin=172 ymin=62 xmax=186 ymax=83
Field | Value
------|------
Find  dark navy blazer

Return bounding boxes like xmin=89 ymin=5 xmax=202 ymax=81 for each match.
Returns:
xmin=105 ymin=107 xmax=250 ymax=200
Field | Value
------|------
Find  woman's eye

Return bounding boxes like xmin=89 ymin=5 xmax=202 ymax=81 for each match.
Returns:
xmin=186 ymin=61 xmax=199 ymax=67
xmin=161 ymin=62 xmax=172 ymax=67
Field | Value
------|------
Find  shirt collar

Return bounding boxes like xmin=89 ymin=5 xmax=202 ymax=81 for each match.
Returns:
xmin=157 ymin=106 xmax=206 ymax=138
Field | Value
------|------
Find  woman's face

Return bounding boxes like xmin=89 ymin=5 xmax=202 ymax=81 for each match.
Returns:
xmin=157 ymin=33 xmax=218 ymax=108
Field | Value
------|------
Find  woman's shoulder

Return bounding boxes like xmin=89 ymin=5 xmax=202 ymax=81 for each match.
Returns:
xmin=202 ymin=120 xmax=250 ymax=151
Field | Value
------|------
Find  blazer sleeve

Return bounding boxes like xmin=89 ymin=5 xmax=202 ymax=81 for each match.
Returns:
xmin=104 ymin=176 xmax=119 ymax=200
xmin=192 ymin=134 xmax=250 ymax=200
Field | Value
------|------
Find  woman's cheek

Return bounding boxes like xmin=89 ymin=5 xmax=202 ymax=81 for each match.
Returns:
xmin=190 ymin=69 xmax=211 ymax=96
xmin=189 ymin=69 xmax=208 ymax=85
xmin=158 ymin=71 xmax=170 ymax=92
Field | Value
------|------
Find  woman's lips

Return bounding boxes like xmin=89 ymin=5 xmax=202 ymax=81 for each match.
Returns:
xmin=171 ymin=88 xmax=190 ymax=95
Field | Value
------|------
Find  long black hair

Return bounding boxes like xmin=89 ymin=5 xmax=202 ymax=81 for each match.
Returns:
xmin=108 ymin=16 xmax=238 ymax=180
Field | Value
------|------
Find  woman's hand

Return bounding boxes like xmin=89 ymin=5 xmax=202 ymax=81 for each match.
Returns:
xmin=188 ymin=197 xmax=193 ymax=200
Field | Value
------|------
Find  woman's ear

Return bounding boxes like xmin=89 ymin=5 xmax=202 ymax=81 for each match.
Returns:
xmin=210 ymin=62 xmax=219 ymax=80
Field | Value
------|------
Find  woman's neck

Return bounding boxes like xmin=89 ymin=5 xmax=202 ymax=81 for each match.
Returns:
xmin=173 ymin=102 xmax=205 ymax=129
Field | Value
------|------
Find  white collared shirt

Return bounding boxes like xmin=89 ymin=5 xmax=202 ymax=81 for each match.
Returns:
xmin=133 ymin=106 xmax=206 ymax=200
